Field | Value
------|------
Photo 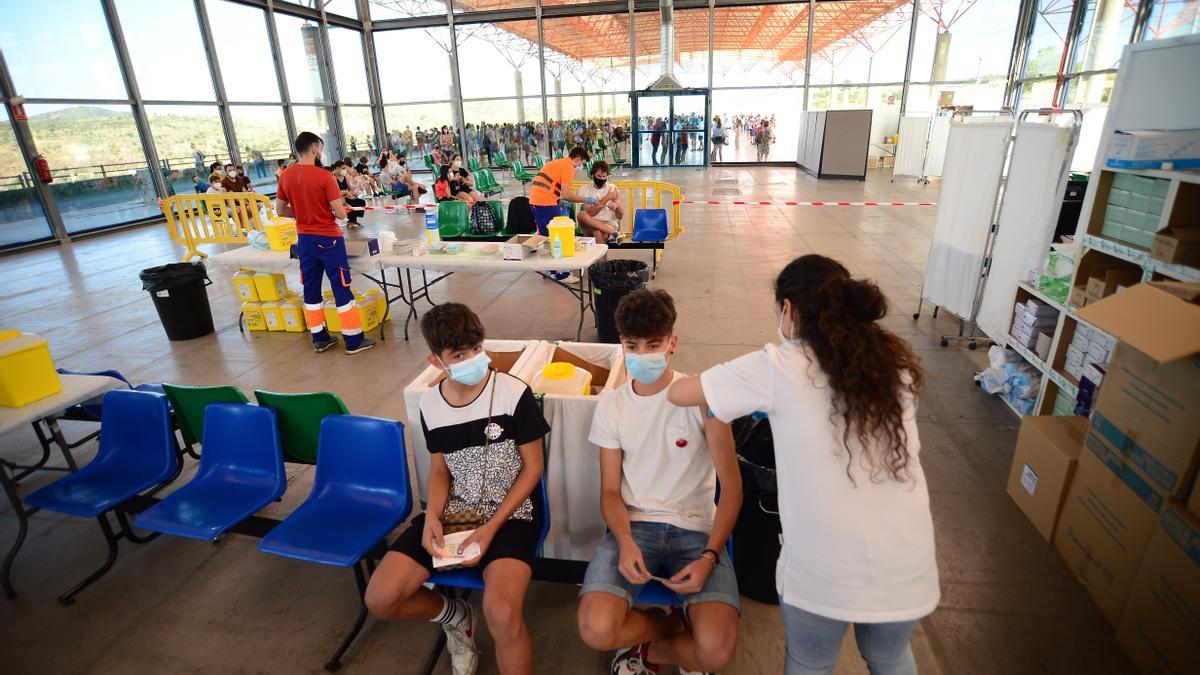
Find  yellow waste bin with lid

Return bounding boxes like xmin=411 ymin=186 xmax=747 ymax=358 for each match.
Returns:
xmin=531 ymin=362 xmax=592 ymax=396
xmin=0 ymin=330 xmax=63 ymax=407
xmin=547 ymin=216 xmax=577 ymax=257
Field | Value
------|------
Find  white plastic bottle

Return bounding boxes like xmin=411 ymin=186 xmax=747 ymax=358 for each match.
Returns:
xmin=552 ymin=234 xmax=563 ymax=259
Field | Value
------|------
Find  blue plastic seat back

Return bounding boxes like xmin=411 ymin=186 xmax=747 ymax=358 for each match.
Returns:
xmin=24 ymin=389 xmax=178 ymax=517
xmin=196 ymin=403 xmax=286 ymax=494
xmin=632 ymin=209 xmax=668 ymax=242
xmin=313 ymin=415 xmax=411 ymax=514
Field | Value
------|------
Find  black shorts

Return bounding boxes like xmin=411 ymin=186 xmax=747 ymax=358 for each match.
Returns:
xmin=388 ymin=512 xmax=540 ymax=573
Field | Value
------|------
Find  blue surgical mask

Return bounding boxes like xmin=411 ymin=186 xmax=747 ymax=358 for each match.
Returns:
xmin=441 ymin=351 xmax=491 ymax=386
xmin=624 ymin=350 xmax=668 ymax=385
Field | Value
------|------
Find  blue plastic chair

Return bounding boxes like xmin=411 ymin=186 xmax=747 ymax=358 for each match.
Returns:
xmin=632 ymin=209 xmax=669 ymax=242
xmin=428 ymin=477 xmax=551 ymax=591
xmin=23 ymin=389 xmax=179 ymax=604
xmin=258 ymin=414 xmax=412 ymax=672
xmin=133 ymin=403 xmax=285 ymax=541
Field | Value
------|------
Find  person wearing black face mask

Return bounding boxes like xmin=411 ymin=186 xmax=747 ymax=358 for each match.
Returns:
xmin=576 ymin=161 xmax=622 ymax=244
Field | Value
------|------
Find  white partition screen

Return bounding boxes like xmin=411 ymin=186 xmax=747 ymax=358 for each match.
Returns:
xmin=976 ymin=123 xmax=1074 ymax=342
xmin=920 ymin=121 xmax=1012 ymax=319
xmin=894 ymin=115 xmax=931 ymax=178
xmin=923 ymin=114 xmax=952 ymax=177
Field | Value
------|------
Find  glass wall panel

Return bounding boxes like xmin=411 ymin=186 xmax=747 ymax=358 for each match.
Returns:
xmin=277 ymin=13 xmax=335 ymax=104
xmin=292 ymin=105 xmax=343 ymax=164
xmin=230 ymin=105 xmax=291 ymax=190
xmin=453 ymin=0 xmax=533 ymax=11
xmin=712 ymin=88 xmax=803 ymax=163
xmin=116 ymin=0 xmax=214 ymax=101
xmin=1023 ymin=0 xmax=1075 ymax=78
xmin=1072 ymin=0 xmax=1136 ymax=72
xmin=26 ymin=104 xmax=159 ymax=232
xmin=383 ymin=103 xmax=457 ymax=164
xmin=1064 ymin=72 xmax=1116 ymax=171
xmin=1143 ymin=0 xmax=1200 ymax=40
xmin=633 ymin=8 xmax=709 ymax=89
xmin=323 ymin=0 xmax=358 ymax=19
xmin=711 ymin=5 xmax=809 ymax=88
xmin=809 ymin=2 xmax=911 ymax=86
xmin=456 ymin=20 xmax=543 ymax=99
xmin=368 ymin=0 xmax=449 ymax=20
xmin=906 ymin=0 xmax=1018 ymax=111
xmin=0 ymin=0 xmax=127 ymax=99
xmin=809 ymin=84 xmax=903 ymax=163
xmin=146 ymin=104 xmax=230 ymax=196
xmin=0 ymin=116 xmax=52 ymax=248
xmin=374 ymin=27 xmax=455 ymax=104
xmin=1013 ymin=76 xmax=1059 ymax=109
xmin=542 ymin=14 xmax=633 ymax=98
xmin=341 ymin=105 xmax=378 ymax=160
xmin=207 ymin=0 xmax=281 ymax=103
xmin=328 ymin=27 xmax=371 ymax=104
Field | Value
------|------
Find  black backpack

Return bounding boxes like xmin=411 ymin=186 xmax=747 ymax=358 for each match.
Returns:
xmin=470 ymin=201 xmax=497 ymax=235
xmin=730 ymin=415 xmax=781 ymax=605
xmin=506 ymin=196 xmax=536 ymax=234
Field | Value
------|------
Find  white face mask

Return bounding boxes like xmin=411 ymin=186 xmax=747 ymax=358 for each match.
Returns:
xmin=451 ymin=160 xmax=461 ymax=170
xmin=778 ymin=306 xmax=797 ymax=344
xmin=227 ymin=169 xmax=236 ymax=177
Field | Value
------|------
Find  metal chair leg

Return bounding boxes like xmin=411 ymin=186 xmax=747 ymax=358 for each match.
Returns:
xmin=115 ymin=509 xmax=160 ymax=545
xmin=59 ymin=513 xmax=121 ymax=606
xmin=324 ymin=560 xmax=370 ymax=672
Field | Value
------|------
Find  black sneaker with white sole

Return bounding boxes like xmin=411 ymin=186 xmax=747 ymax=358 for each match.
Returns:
xmin=344 ymin=337 xmax=376 ymax=355
xmin=314 ymin=337 xmax=339 ymax=353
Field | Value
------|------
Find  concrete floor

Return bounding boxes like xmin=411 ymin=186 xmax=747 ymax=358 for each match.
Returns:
xmin=0 ymin=166 xmax=1134 ymax=674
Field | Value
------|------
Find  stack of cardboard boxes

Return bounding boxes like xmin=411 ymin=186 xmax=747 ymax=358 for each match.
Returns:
xmin=1006 ymin=282 xmax=1200 ymax=674
xmin=1010 ymin=298 xmax=1058 ymax=359
xmin=1099 ymin=174 xmax=1169 ymax=249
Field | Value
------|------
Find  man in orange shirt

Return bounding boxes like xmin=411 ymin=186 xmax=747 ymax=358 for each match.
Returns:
xmin=529 ymin=146 xmax=597 ymax=237
xmin=275 ymin=131 xmax=376 ymax=355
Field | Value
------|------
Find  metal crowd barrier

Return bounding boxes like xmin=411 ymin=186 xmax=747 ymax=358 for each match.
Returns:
xmin=570 ymin=179 xmax=684 ymax=240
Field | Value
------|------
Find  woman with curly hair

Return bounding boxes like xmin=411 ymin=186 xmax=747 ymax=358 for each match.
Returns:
xmin=669 ymin=254 xmax=938 ymax=675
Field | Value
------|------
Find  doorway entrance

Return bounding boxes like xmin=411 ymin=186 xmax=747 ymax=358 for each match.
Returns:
xmin=631 ymin=89 xmax=710 ymax=169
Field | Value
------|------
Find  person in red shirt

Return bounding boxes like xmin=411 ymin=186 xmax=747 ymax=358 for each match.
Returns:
xmin=274 ymin=131 xmax=376 ymax=354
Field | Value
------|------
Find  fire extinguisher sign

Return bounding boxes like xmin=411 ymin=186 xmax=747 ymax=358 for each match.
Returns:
xmin=12 ymin=103 xmax=27 ymax=122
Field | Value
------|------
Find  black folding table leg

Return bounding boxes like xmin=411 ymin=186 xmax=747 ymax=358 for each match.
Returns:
xmin=1 ymin=462 xmax=29 ymax=599
xmin=324 ymin=560 xmax=370 ymax=672
xmin=59 ymin=513 xmax=121 ymax=606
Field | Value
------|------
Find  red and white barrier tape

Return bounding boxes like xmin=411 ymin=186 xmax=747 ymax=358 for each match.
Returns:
xmin=671 ymin=200 xmax=936 ymax=206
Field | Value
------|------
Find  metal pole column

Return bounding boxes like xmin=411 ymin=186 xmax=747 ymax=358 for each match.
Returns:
xmin=191 ymin=0 xmax=240 ymax=167
xmin=899 ymin=0 xmax=920 ymax=117
xmin=803 ymin=0 xmax=814 ymax=111
xmin=538 ymin=0 xmax=551 ymax=157
xmin=0 ymin=52 xmax=69 ymax=241
xmin=264 ymin=1 xmax=298 ymax=150
xmin=447 ymin=1 xmax=468 ymax=158
xmin=359 ymin=0 xmax=388 ymax=152
xmin=100 ymin=0 xmax=170 ymax=200
xmin=316 ymin=6 xmax=348 ymax=158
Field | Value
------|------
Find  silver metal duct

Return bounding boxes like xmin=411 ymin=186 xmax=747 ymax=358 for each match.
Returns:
xmin=649 ymin=0 xmax=683 ymax=90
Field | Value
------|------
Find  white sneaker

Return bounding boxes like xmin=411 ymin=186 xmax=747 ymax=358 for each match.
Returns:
xmin=561 ymin=273 xmax=580 ymax=285
xmin=442 ymin=599 xmax=480 ymax=675
xmin=611 ymin=643 xmax=656 ymax=674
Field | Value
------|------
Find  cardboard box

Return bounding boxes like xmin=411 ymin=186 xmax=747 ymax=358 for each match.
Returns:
xmin=1076 ymin=283 xmax=1200 ymax=499
xmin=344 ymin=238 xmax=380 ymax=257
xmin=1036 ymin=332 xmax=1053 ymax=362
xmin=1055 ymin=432 xmax=1167 ymax=624
xmin=1086 ymin=266 xmax=1142 ymax=301
xmin=1007 ymin=416 xmax=1089 ymax=541
xmin=1152 ymin=227 xmax=1200 ymax=268
xmin=1070 ymin=284 xmax=1088 ymax=309
xmin=1115 ymin=505 xmax=1200 ymax=675
xmin=1065 ymin=344 xmax=1085 ymax=368
xmin=1024 ymin=299 xmax=1059 ymax=317
xmin=1106 ymin=129 xmax=1200 ymax=170
xmin=502 ymin=234 xmax=545 ymax=261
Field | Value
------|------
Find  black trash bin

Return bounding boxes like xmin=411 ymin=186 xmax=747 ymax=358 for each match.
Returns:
xmin=140 ymin=262 xmax=215 ymax=341
xmin=731 ymin=415 xmax=782 ymax=605
xmin=588 ymin=259 xmax=649 ymax=343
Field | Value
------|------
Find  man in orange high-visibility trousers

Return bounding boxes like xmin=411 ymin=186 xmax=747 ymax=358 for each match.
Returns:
xmin=529 ymin=146 xmax=598 ymax=281
xmin=275 ymin=131 xmax=376 ymax=355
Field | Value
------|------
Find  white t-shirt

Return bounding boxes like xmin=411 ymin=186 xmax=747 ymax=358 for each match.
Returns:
xmin=589 ymin=371 xmax=716 ymax=534
xmin=577 ymin=182 xmax=619 ymax=226
xmin=701 ymin=343 xmax=939 ymax=623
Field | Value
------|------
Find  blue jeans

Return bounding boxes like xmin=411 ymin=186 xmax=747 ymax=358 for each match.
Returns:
xmin=580 ymin=522 xmax=740 ymax=613
xmin=781 ymin=603 xmax=918 ymax=675
xmin=531 ymin=202 xmax=566 ymax=236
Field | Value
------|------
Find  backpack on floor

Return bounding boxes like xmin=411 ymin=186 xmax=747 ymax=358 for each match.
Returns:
xmin=507 ymin=196 xmax=536 ymax=234
xmin=731 ymin=415 xmax=781 ymax=605
xmin=470 ymin=201 xmax=497 ymax=235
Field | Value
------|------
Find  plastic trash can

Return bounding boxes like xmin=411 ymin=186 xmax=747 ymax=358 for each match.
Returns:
xmin=140 ymin=262 xmax=215 ymax=341
xmin=588 ymin=259 xmax=649 ymax=343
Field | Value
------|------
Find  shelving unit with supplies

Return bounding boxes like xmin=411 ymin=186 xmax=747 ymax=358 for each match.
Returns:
xmin=994 ymin=35 xmax=1200 ymax=419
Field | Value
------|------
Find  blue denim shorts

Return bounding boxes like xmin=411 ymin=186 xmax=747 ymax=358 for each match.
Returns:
xmin=580 ymin=521 xmax=740 ymax=613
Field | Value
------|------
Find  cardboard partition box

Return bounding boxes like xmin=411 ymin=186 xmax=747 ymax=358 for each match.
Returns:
xmin=1006 ymin=416 xmax=1089 ymax=542
xmin=1054 ymin=432 xmax=1166 ymax=625
xmin=1115 ymin=505 xmax=1200 ymax=675
xmin=503 ymin=234 xmax=546 ymax=261
xmin=344 ymin=238 xmax=380 ymax=257
xmin=1076 ymin=283 xmax=1200 ymax=499
xmin=1152 ymin=227 xmax=1200 ymax=268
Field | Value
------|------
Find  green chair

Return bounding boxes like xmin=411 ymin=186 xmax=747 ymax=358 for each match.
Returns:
xmin=532 ymin=154 xmax=545 ymax=170
xmin=424 ymin=154 xmax=435 ymax=172
xmin=552 ymin=149 xmax=564 ymax=160
xmin=611 ymin=148 xmax=627 ymax=171
xmin=437 ymin=200 xmax=470 ymax=237
xmin=512 ymin=162 xmax=534 ymax=194
xmin=494 ymin=150 xmax=511 ymax=172
xmin=481 ymin=169 xmax=503 ymax=195
xmin=473 ymin=170 xmax=500 ymax=197
xmin=161 ymin=383 xmax=250 ymax=448
xmin=468 ymin=157 xmax=481 ymax=172
xmin=253 ymin=390 xmax=349 ymax=464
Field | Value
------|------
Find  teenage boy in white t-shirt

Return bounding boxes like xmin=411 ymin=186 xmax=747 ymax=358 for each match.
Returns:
xmin=577 ymin=288 xmax=743 ymax=675
xmin=576 ymin=161 xmax=622 ymax=244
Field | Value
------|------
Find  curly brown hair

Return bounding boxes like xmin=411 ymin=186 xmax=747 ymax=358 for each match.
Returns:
xmin=776 ymin=255 xmax=924 ymax=484
xmin=420 ymin=303 xmax=485 ymax=355
xmin=614 ymin=288 xmax=676 ymax=339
